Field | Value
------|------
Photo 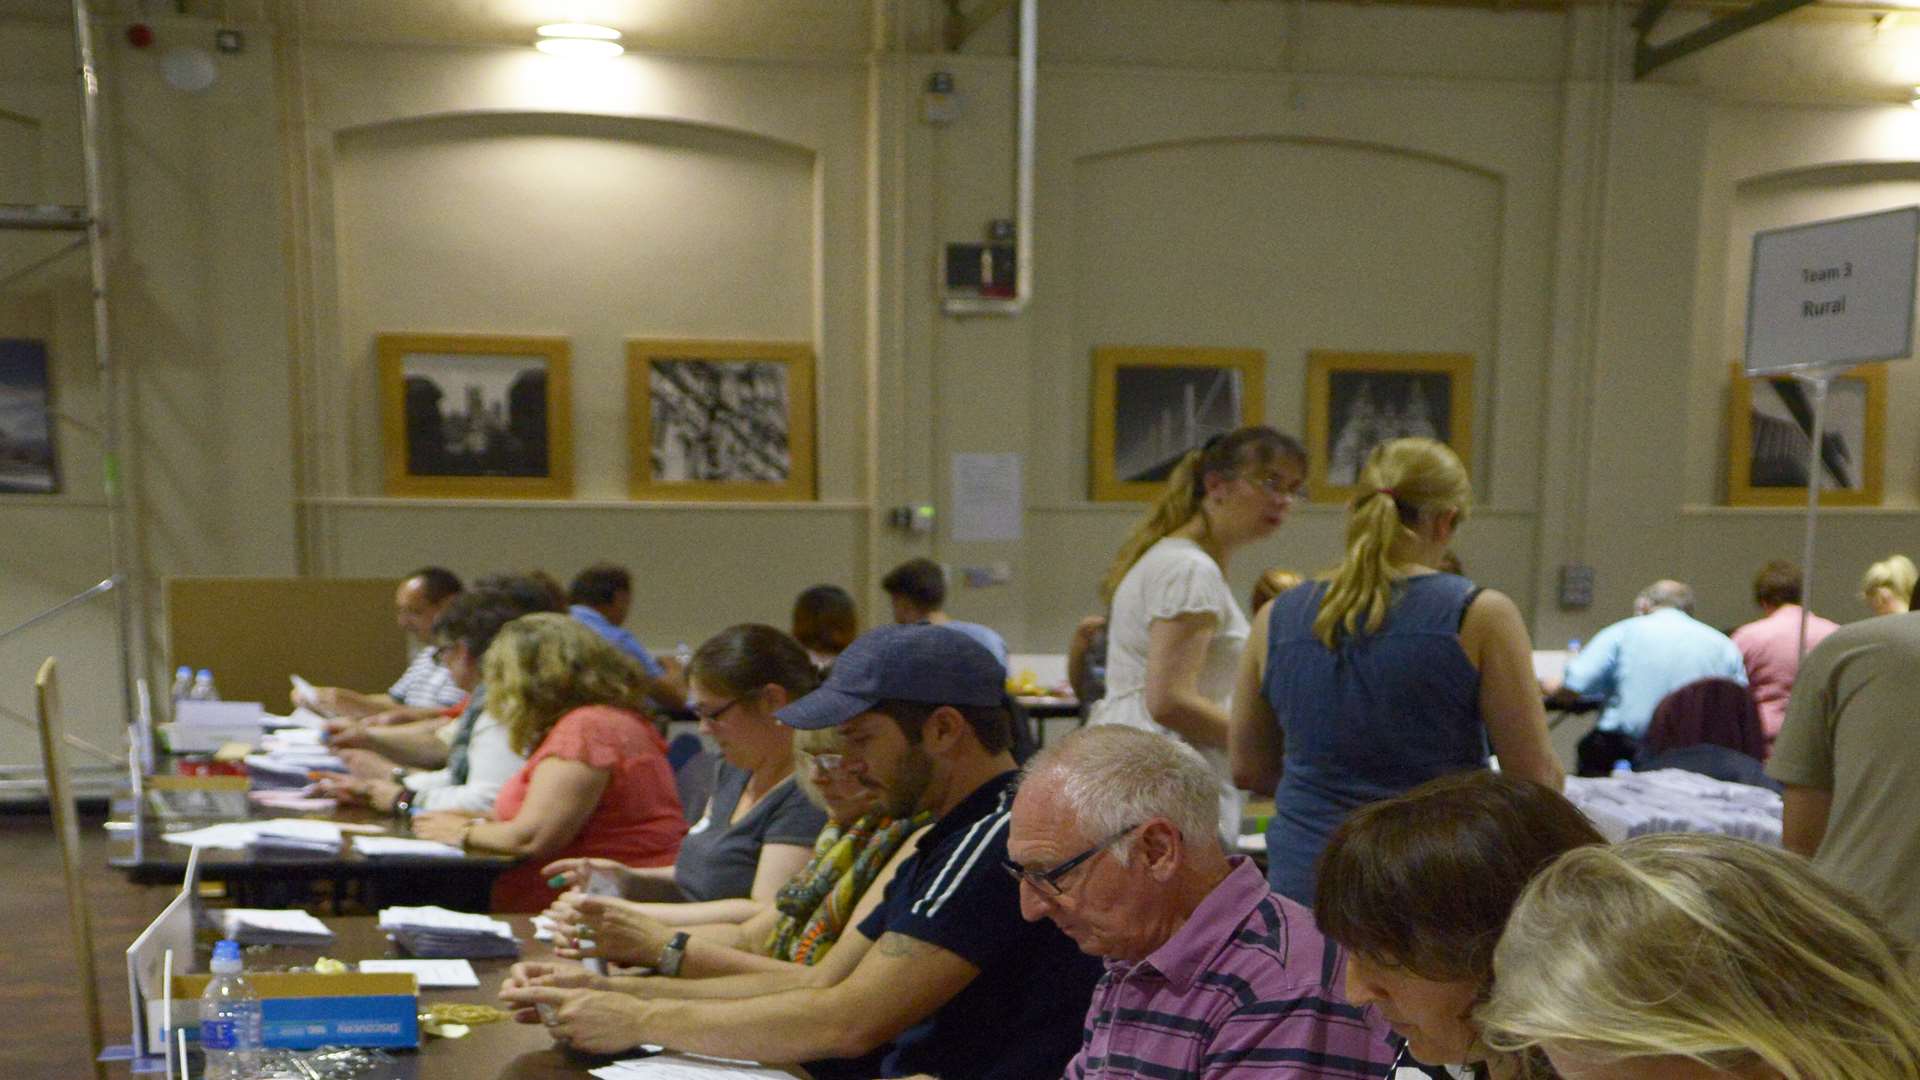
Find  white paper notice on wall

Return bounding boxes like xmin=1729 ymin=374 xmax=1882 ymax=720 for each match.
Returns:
xmin=1745 ymin=206 xmax=1920 ymax=376
xmin=950 ymin=452 xmax=1023 ymax=542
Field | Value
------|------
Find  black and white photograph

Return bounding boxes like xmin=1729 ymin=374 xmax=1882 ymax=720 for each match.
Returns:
xmin=1110 ymin=365 xmax=1244 ymax=483
xmin=1746 ymin=375 xmax=1867 ymax=490
xmin=400 ymin=351 xmax=551 ymax=478
xmin=0 ymin=338 xmax=58 ymax=494
xmin=1323 ymin=370 xmax=1453 ymax=486
xmin=648 ymin=358 xmax=792 ymax=483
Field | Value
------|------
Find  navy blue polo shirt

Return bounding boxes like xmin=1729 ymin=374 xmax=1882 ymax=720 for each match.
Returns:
xmin=848 ymin=769 xmax=1103 ymax=1080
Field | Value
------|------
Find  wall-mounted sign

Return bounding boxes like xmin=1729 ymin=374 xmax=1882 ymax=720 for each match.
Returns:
xmin=1745 ymin=206 xmax=1919 ymax=376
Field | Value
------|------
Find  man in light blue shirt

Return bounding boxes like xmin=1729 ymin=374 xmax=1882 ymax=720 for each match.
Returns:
xmin=1547 ymin=580 xmax=1746 ymax=775
xmin=881 ymin=557 xmax=1009 ymax=669
xmin=567 ymin=563 xmax=686 ymax=710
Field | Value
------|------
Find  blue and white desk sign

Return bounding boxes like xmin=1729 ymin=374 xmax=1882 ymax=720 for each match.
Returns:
xmin=1745 ymin=205 xmax=1919 ymax=376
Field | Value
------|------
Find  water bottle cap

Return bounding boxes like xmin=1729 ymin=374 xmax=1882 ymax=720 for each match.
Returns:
xmin=1612 ymin=758 xmax=1633 ymax=773
xmin=213 ymin=939 xmax=241 ymax=961
xmin=196 ymin=668 xmax=213 ymax=678
xmin=176 ymin=665 xmax=192 ymax=675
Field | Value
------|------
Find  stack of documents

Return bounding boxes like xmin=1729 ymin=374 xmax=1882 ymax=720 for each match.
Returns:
xmin=352 ymin=836 xmax=465 ymax=858
xmin=379 ymin=905 xmax=520 ymax=959
xmin=219 ymin=907 xmax=336 ymax=947
xmin=590 ymin=1052 xmax=798 ymax=1078
xmin=248 ymin=787 xmax=338 ymax=814
xmin=359 ymin=958 xmax=479 ymax=988
xmin=249 ymin=819 xmax=344 ymax=855
xmin=1564 ymin=769 xmax=1783 ymax=845
xmin=245 ymin=747 xmax=346 ymax=790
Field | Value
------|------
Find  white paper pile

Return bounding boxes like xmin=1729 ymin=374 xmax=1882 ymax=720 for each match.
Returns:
xmin=359 ymin=958 xmax=480 ymax=988
xmin=249 ymin=818 xmax=344 ymax=854
xmin=1564 ymin=768 xmax=1783 ymax=846
xmin=378 ymin=905 xmax=519 ymax=959
xmin=590 ymin=1052 xmax=796 ymax=1079
xmin=353 ymin=836 xmax=465 ymax=859
xmin=248 ymin=787 xmax=339 ymax=814
xmin=161 ymin=819 xmax=338 ymax=851
xmin=244 ymin=747 xmax=346 ymax=790
xmin=219 ymin=907 xmax=335 ymax=947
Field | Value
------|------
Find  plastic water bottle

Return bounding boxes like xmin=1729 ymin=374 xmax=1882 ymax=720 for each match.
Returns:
xmin=199 ymin=939 xmax=261 ymax=1080
xmin=190 ymin=669 xmax=220 ymax=702
xmin=1611 ymin=758 xmax=1634 ymax=778
xmin=1567 ymin=638 xmax=1582 ymax=655
xmin=675 ymin=641 xmax=692 ymax=670
xmin=169 ymin=666 xmax=194 ymax=706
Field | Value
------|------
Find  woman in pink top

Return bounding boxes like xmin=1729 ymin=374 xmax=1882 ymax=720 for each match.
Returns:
xmin=413 ymin=613 xmax=686 ymax=911
xmin=1730 ymin=560 xmax=1837 ymax=752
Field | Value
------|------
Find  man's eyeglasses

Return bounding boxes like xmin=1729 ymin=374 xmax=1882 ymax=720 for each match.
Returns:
xmin=1243 ymin=470 xmax=1307 ymax=501
xmin=1001 ymin=824 xmax=1141 ymax=898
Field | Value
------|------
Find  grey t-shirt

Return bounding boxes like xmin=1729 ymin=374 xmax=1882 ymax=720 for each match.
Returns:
xmin=673 ymin=763 xmax=827 ymax=902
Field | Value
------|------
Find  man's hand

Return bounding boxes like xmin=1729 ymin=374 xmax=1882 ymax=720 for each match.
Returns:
xmin=327 ymin=720 xmax=372 ymax=750
xmin=498 ymin=986 xmax=650 ymax=1054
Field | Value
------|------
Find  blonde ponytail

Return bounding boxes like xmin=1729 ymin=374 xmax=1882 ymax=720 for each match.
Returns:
xmin=1313 ymin=438 xmax=1471 ymax=648
xmin=1102 ymin=450 xmax=1204 ymax=605
xmin=1100 ymin=426 xmax=1306 ymax=606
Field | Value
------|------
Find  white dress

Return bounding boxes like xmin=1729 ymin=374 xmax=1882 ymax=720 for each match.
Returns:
xmin=1088 ymin=536 xmax=1250 ymax=840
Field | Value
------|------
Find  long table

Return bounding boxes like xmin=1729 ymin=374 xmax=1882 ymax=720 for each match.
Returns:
xmin=107 ymin=796 xmax=518 ymax=911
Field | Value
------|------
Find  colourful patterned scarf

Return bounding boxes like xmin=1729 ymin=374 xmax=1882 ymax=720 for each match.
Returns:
xmin=764 ymin=810 xmax=930 ymax=965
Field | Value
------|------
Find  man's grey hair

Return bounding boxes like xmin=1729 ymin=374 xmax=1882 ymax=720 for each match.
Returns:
xmin=1635 ymin=579 xmax=1694 ymax=616
xmin=1020 ymin=726 xmax=1220 ymax=864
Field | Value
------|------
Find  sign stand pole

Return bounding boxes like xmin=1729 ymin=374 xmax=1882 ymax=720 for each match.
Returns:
xmin=1795 ymin=371 xmax=1831 ymax=662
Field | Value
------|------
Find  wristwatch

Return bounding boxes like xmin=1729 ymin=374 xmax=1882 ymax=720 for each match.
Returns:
xmin=391 ymin=790 xmax=413 ymax=819
xmin=657 ymin=932 xmax=691 ymax=977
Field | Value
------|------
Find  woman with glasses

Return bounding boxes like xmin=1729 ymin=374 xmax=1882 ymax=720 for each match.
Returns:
xmin=1231 ymin=437 xmax=1563 ymax=904
xmin=543 ymin=624 xmax=828 ymax=925
xmin=409 ymin=612 xmax=688 ymax=912
xmin=528 ymin=726 xmax=932 ymax=984
xmin=1090 ymin=424 xmax=1309 ymax=841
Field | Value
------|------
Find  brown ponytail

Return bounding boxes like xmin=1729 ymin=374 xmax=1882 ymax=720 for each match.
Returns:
xmin=1313 ymin=437 xmax=1471 ymax=648
xmin=1100 ymin=425 xmax=1305 ymax=604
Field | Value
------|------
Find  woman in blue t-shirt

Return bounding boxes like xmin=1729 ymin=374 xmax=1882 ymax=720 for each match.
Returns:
xmin=1229 ymin=437 xmax=1563 ymax=903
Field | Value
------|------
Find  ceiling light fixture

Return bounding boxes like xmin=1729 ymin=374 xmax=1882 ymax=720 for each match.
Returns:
xmin=534 ymin=22 xmax=623 ymax=57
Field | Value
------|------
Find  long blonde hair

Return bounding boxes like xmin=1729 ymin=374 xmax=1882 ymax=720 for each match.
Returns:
xmin=1313 ymin=437 xmax=1470 ymax=648
xmin=483 ymin=612 xmax=652 ymax=755
xmin=1479 ymin=834 xmax=1920 ymax=1080
xmin=1100 ymin=425 xmax=1305 ymax=605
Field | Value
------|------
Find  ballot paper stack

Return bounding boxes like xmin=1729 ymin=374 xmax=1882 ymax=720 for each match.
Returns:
xmin=219 ymin=907 xmax=336 ymax=947
xmin=378 ymin=905 xmax=520 ymax=959
xmin=246 ymin=728 xmax=347 ymax=790
xmin=1563 ymin=768 xmax=1783 ymax=846
xmin=352 ymin=836 xmax=465 ymax=859
xmin=589 ymin=1051 xmax=796 ymax=1078
xmin=248 ymin=818 xmax=345 ymax=855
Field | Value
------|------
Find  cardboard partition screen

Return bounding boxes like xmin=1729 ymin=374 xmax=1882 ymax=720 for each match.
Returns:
xmin=164 ymin=578 xmax=409 ymax=710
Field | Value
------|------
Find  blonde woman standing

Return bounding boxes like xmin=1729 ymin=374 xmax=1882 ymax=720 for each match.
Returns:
xmin=1230 ymin=437 xmax=1561 ymax=903
xmin=1091 ymin=425 xmax=1307 ymax=840
xmin=1480 ymin=834 xmax=1920 ymax=1080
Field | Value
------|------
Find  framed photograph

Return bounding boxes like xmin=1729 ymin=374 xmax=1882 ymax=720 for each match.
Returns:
xmin=1726 ymin=360 xmax=1885 ymax=507
xmin=378 ymin=333 xmax=573 ymax=499
xmin=627 ymin=340 xmax=815 ymax=501
xmin=1090 ymin=346 xmax=1266 ymax=502
xmin=1305 ymin=351 xmax=1474 ymax=503
xmin=0 ymin=338 xmax=59 ymax=494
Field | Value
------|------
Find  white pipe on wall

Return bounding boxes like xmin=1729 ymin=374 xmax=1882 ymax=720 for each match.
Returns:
xmin=942 ymin=0 xmax=1035 ymax=317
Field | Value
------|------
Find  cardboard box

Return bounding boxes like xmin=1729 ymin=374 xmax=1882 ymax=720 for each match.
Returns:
xmin=172 ymin=971 xmax=420 ymax=1050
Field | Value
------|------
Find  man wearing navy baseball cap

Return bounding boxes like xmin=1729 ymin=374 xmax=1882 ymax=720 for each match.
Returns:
xmin=503 ymin=624 xmax=1101 ymax=1079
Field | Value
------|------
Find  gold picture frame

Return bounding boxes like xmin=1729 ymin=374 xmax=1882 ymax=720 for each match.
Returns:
xmin=1726 ymin=360 xmax=1886 ymax=507
xmin=627 ymin=339 xmax=816 ymax=502
xmin=1304 ymin=351 xmax=1474 ymax=504
xmin=1090 ymin=345 xmax=1266 ymax=502
xmin=378 ymin=333 xmax=573 ymax=499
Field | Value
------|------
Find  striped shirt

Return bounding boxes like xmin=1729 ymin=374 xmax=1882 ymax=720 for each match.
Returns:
xmin=1064 ymin=857 xmax=1395 ymax=1080
xmin=387 ymin=645 xmax=465 ymax=709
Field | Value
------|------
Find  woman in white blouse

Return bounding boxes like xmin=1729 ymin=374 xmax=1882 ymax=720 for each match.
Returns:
xmin=1089 ymin=425 xmax=1307 ymax=838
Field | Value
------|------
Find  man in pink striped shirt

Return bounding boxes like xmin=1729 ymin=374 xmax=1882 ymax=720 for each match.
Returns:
xmin=1730 ymin=560 xmax=1838 ymax=754
xmin=1007 ymin=726 xmax=1395 ymax=1080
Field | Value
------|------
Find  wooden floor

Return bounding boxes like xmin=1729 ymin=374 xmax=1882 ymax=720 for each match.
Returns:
xmin=0 ymin=804 xmax=179 ymax=1077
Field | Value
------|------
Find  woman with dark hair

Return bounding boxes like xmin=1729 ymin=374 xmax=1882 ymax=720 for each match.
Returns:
xmin=544 ymin=624 xmax=828 ymax=925
xmin=791 ymin=584 xmax=859 ymax=668
xmin=1090 ymin=425 xmax=1308 ymax=840
xmin=1313 ymin=770 xmax=1606 ymax=1078
xmin=1232 ymin=437 xmax=1563 ymax=903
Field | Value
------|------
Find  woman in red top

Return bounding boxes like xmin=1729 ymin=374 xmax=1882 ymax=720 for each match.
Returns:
xmin=413 ymin=612 xmax=686 ymax=911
